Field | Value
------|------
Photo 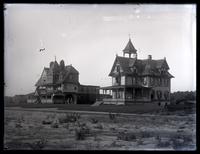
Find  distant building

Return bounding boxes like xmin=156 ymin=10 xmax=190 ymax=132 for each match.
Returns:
xmin=101 ymin=38 xmax=174 ymax=105
xmin=28 ymin=59 xmax=99 ymax=104
xmin=12 ymin=95 xmax=28 ymax=104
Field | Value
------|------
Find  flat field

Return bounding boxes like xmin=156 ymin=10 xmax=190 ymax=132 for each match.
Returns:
xmin=4 ymin=107 xmax=196 ymax=150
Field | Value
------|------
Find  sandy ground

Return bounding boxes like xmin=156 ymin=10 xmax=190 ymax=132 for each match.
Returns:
xmin=4 ymin=107 xmax=196 ymax=150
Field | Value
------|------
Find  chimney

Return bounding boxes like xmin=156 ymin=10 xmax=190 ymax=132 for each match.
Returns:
xmin=148 ymin=55 xmax=152 ymax=60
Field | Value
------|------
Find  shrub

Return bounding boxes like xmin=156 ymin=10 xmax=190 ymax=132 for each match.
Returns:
xmin=155 ymin=135 xmax=161 ymax=142
xmin=110 ymin=141 xmax=118 ymax=147
xmin=117 ymin=131 xmax=136 ymax=141
xmin=140 ymin=131 xmax=152 ymax=138
xmin=15 ymin=122 xmax=22 ymax=128
xmin=137 ymin=138 xmax=144 ymax=145
xmin=110 ymin=127 xmax=116 ymax=131
xmin=94 ymin=123 xmax=103 ymax=130
xmin=183 ymin=136 xmax=193 ymax=144
xmin=170 ymin=136 xmax=185 ymax=150
xmin=108 ymin=112 xmax=118 ymax=123
xmin=51 ymin=119 xmax=59 ymax=128
xmin=63 ymin=123 xmax=69 ymax=129
xmin=109 ymin=112 xmax=116 ymax=121
xmin=42 ymin=120 xmax=52 ymax=125
xmin=29 ymin=138 xmax=47 ymax=150
xmin=157 ymin=140 xmax=171 ymax=148
xmin=42 ymin=114 xmax=56 ymax=125
xmin=90 ymin=118 xmax=98 ymax=124
xmin=75 ymin=124 xmax=90 ymax=140
xmin=58 ymin=112 xmax=80 ymax=124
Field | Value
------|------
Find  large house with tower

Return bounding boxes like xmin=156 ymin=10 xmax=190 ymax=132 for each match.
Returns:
xmin=101 ymin=38 xmax=174 ymax=105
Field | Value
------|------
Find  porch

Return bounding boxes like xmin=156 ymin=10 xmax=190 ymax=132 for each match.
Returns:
xmin=101 ymin=85 xmax=152 ymax=105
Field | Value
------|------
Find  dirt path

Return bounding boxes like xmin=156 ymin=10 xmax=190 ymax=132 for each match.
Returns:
xmin=4 ymin=107 xmax=193 ymax=118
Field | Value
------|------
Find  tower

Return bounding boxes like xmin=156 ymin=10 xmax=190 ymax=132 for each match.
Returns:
xmin=122 ymin=38 xmax=137 ymax=58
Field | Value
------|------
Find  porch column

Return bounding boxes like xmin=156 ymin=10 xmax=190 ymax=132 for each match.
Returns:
xmin=72 ymin=94 xmax=77 ymax=104
xmin=141 ymin=88 xmax=143 ymax=97
xmin=132 ymin=88 xmax=135 ymax=99
xmin=124 ymin=87 xmax=126 ymax=100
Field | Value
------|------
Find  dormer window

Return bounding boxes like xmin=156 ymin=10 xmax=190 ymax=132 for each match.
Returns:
xmin=143 ymin=77 xmax=147 ymax=85
xmin=160 ymin=68 xmax=166 ymax=74
xmin=158 ymin=78 xmax=161 ymax=86
xmin=116 ymin=77 xmax=120 ymax=84
xmin=116 ymin=65 xmax=120 ymax=73
xmin=150 ymin=77 xmax=154 ymax=85
xmin=69 ymin=75 xmax=73 ymax=79
xmin=131 ymin=66 xmax=137 ymax=73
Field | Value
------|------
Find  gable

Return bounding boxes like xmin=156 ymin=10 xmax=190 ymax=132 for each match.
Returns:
xmin=35 ymin=68 xmax=53 ymax=86
xmin=109 ymin=57 xmax=125 ymax=76
xmin=160 ymin=60 xmax=170 ymax=70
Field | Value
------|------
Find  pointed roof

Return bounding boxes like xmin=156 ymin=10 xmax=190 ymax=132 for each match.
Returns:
xmin=35 ymin=61 xmax=80 ymax=87
xmin=123 ymin=39 xmax=137 ymax=54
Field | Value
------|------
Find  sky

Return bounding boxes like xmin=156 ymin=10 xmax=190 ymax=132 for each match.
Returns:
xmin=4 ymin=4 xmax=196 ymax=96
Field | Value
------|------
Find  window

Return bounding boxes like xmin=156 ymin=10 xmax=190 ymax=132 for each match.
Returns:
xmin=133 ymin=67 xmax=137 ymax=73
xmin=164 ymin=91 xmax=169 ymax=100
xmin=166 ymin=79 xmax=169 ymax=86
xmin=156 ymin=91 xmax=162 ymax=100
xmin=143 ymin=77 xmax=147 ymax=85
xmin=160 ymin=78 xmax=163 ymax=86
xmin=158 ymin=78 xmax=161 ymax=86
xmin=116 ymin=65 xmax=120 ymax=73
xmin=116 ymin=77 xmax=120 ymax=84
xmin=133 ymin=77 xmax=136 ymax=84
xmin=69 ymin=75 xmax=73 ymax=79
xmin=150 ymin=77 xmax=154 ymax=85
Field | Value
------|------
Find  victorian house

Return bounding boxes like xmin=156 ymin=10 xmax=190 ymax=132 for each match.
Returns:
xmin=28 ymin=59 xmax=99 ymax=104
xmin=101 ymin=38 xmax=174 ymax=105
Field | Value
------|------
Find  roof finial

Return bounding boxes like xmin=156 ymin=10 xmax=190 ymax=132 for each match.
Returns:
xmin=55 ymin=55 xmax=56 ymax=61
xmin=128 ymin=33 xmax=131 ymax=40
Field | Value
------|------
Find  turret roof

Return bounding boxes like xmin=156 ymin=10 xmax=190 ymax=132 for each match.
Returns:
xmin=123 ymin=39 xmax=137 ymax=54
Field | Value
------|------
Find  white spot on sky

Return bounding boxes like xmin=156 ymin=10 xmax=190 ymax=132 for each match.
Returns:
xmin=93 ymin=4 xmax=98 ymax=8
xmin=61 ymin=33 xmax=66 ymax=38
xmin=135 ymin=9 xmax=140 ymax=14
xmin=40 ymin=39 xmax=44 ymax=47
xmin=128 ymin=14 xmax=134 ymax=19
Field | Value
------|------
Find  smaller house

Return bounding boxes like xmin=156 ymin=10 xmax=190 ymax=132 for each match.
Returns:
xmin=28 ymin=59 xmax=100 ymax=104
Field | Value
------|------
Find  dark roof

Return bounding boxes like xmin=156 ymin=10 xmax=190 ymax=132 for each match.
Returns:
xmin=109 ymin=56 xmax=174 ymax=78
xmin=56 ymin=65 xmax=79 ymax=84
xmin=35 ymin=61 xmax=79 ymax=86
xmin=123 ymin=39 xmax=137 ymax=54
